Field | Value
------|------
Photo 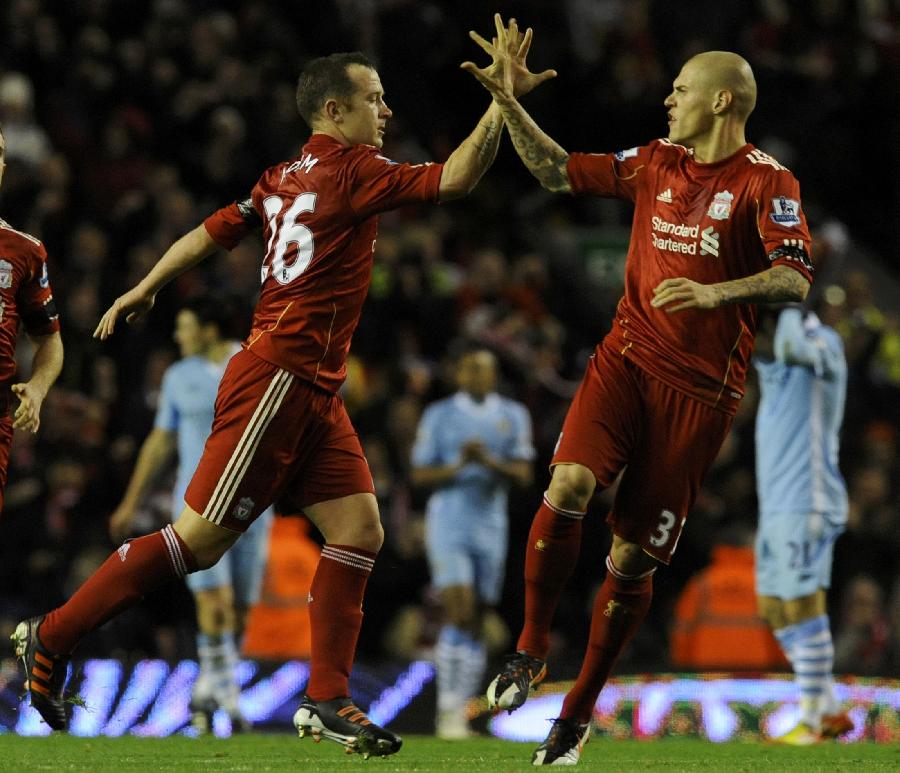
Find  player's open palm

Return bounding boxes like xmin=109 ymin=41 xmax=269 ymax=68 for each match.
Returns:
xmin=94 ymin=287 xmax=156 ymax=340
xmin=462 ymin=13 xmax=556 ymax=99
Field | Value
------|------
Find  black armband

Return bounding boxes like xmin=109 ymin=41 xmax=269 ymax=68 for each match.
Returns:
xmin=22 ymin=297 xmax=59 ymax=329
xmin=236 ymin=197 xmax=262 ymax=229
xmin=768 ymin=244 xmax=813 ymax=271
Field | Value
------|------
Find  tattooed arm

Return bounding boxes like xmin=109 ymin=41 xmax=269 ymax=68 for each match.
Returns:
xmin=438 ymin=102 xmax=504 ymax=200
xmin=651 ymin=265 xmax=811 ymax=313
xmin=494 ymin=95 xmax=571 ymax=193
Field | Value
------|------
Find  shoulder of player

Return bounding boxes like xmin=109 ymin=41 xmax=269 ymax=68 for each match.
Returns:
xmin=495 ymin=394 xmax=529 ymax=415
xmin=742 ymin=145 xmax=797 ymax=179
xmin=165 ymin=356 xmax=201 ymax=381
xmin=816 ymin=324 xmax=845 ymax=353
xmin=650 ymin=138 xmax=692 ymax=160
xmin=424 ymin=395 xmax=455 ymax=416
xmin=0 ymin=218 xmax=45 ymax=254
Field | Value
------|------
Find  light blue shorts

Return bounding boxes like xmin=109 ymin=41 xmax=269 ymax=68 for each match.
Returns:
xmin=755 ymin=510 xmax=846 ymax=600
xmin=183 ymin=507 xmax=274 ymax=605
xmin=425 ymin=515 xmax=507 ymax=605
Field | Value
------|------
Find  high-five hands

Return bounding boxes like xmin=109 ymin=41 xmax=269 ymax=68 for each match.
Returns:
xmin=461 ymin=13 xmax=557 ymax=99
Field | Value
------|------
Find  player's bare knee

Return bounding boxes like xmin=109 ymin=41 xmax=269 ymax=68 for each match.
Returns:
xmin=548 ymin=464 xmax=595 ymax=511
xmin=757 ymin=596 xmax=784 ymax=629
xmin=354 ymin=517 xmax=384 ymax=552
xmin=173 ymin=506 xmax=238 ymax=570
xmin=610 ymin=538 xmax=657 ymax=575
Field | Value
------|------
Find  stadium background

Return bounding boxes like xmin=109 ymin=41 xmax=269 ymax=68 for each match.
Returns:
xmin=0 ymin=0 xmax=898 ymax=740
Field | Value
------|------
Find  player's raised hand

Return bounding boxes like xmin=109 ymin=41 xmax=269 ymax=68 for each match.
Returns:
xmin=651 ymin=277 xmax=720 ymax=313
xmin=461 ymin=13 xmax=557 ymax=99
xmin=10 ymin=381 xmax=45 ymax=433
xmin=94 ymin=286 xmax=156 ymax=340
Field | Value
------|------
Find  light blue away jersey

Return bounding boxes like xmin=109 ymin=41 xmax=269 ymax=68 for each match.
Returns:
xmin=753 ymin=309 xmax=848 ymax=516
xmin=411 ymin=392 xmax=535 ymax=525
xmin=155 ymin=344 xmax=240 ymax=508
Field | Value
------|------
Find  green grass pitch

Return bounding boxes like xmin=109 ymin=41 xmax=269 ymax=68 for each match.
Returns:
xmin=0 ymin=734 xmax=897 ymax=772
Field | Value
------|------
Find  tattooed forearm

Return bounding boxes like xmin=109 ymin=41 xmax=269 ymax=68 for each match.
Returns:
xmin=713 ymin=265 xmax=811 ymax=305
xmin=496 ymin=96 xmax=570 ymax=192
xmin=439 ymin=104 xmax=504 ymax=199
xmin=475 ymin=117 xmax=501 ymax=165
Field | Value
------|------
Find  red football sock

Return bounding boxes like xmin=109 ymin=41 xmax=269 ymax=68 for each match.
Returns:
xmin=561 ymin=556 xmax=655 ymax=723
xmin=305 ymin=544 xmax=376 ymax=701
xmin=516 ymin=494 xmax=584 ymax=660
xmin=40 ymin=525 xmax=197 ymax=655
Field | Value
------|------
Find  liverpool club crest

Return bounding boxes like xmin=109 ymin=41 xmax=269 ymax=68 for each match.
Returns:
xmin=707 ymin=190 xmax=734 ymax=220
xmin=233 ymin=496 xmax=254 ymax=521
xmin=0 ymin=260 xmax=12 ymax=289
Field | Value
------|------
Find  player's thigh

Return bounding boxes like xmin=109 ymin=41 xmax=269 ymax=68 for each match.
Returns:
xmin=552 ymin=344 xmax=643 ymax=489
xmin=611 ymin=380 xmax=733 ymax=564
xmin=755 ymin=511 xmax=845 ymax=600
xmin=185 ymin=350 xmax=328 ymax=532
xmin=289 ymin=399 xmax=381 ymax=547
xmin=425 ymin=517 xmax=476 ymax=593
xmin=228 ymin=507 xmax=274 ymax=608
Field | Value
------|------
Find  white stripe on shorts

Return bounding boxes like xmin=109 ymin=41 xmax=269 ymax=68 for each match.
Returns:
xmin=203 ymin=368 xmax=294 ymax=525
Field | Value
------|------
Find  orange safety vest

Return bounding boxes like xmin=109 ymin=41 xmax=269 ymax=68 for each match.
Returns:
xmin=241 ymin=517 xmax=319 ymax=661
xmin=669 ymin=545 xmax=787 ymax=670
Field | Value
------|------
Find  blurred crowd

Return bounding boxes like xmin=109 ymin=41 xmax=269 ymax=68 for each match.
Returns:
xmin=0 ymin=0 xmax=898 ymax=676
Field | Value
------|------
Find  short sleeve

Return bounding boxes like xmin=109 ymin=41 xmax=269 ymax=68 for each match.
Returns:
xmin=348 ymin=148 xmax=443 ymax=219
xmin=507 ymin=403 xmax=536 ymax=461
xmin=566 ymin=142 xmax=654 ymax=202
xmin=18 ymin=243 xmax=60 ymax=336
xmin=203 ymin=196 xmax=262 ymax=250
xmin=154 ymin=369 xmax=180 ymax=432
xmin=411 ymin=405 xmax=442 ymax=468
xmin=756 ymin=170 xmax=814 ymax=283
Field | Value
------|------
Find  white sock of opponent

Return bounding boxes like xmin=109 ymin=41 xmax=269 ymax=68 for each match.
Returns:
xmin=435 ymin=625 xmax=467 ymax=714
xmin=775 ymin=614 xmax=837 ymax=730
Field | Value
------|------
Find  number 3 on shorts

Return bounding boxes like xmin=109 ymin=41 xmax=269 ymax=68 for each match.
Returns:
xmin=650 ymin=509 xmax=677 ymax=547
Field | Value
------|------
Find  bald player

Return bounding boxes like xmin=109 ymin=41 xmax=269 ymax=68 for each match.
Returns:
xmin=465 ymin=39 xmax=813 ymax=765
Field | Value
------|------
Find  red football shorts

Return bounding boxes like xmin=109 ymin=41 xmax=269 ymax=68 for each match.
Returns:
xmin=185 ymin=349 xmax=374 ymax=532
xmin=552 ymin=340 xmax=733 ymax=563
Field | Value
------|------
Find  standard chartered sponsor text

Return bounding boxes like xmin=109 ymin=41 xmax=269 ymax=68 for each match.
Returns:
xmin=652 ymin=216 xmax=700 ymax=254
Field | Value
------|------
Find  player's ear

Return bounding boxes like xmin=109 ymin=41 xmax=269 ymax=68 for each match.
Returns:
xmin=323 ymin=98 xmax=343 ymax=124
xmin=712 ymin=89 xmax=732 ymax=115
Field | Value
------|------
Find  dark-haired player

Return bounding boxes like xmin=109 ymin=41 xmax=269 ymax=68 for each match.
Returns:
xmin=13 ymin=18 xmax=553 ymax=759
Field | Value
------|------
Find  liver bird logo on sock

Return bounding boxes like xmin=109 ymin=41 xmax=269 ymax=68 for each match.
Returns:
xmin=604 ymin=600 xmax=624 ymax=618
xmin=117 ymin=543 xmax=131 ymax=562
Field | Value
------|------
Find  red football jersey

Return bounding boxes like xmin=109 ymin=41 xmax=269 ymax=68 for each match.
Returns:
xmin=0 ymin=219 xmax=60 ymax=383
xmin=205 ymin=134 xmax=443 ymax=392
xmin=567 ymin=139 xmax=813 ymax=413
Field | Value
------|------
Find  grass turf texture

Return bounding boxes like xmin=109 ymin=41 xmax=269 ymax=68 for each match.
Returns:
xmin=1 ymin=735 xmax=897 ymax=771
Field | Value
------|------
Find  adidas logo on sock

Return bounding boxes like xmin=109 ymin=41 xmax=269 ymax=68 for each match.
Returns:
xmin=656 ymin=188 xmax=673 ymax=203
xmin=117 ymin=543 xmax=131 ymax=562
